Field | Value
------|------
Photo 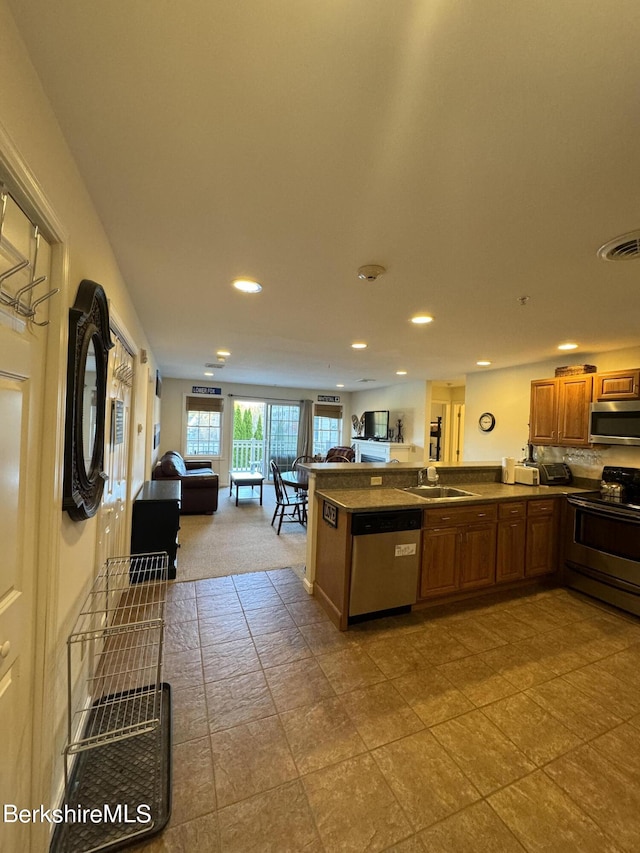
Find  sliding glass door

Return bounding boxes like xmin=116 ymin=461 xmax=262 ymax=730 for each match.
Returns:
xmin=265 ymin=403 xmax=300 ymax=471
xmin=231 ymin=400 xmax=300 ymax=476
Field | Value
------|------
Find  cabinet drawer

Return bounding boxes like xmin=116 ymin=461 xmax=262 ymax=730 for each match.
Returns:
xmin=498 ymin=501 xmax=526 ymax=520
xmin=424 ymin=504 xmax=497 ymax=527
xmin=527 ymin=498 xmax=557 ymax=516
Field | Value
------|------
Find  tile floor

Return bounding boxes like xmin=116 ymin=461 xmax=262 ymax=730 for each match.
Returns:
xmin=137 ymin=570 xmax=640 ymax=852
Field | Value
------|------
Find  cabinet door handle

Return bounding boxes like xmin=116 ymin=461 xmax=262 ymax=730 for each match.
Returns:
xmin=477 ymin=512 xmax=486 ymax=517
xmin=440 ymin=516 xmax=450 ymax=521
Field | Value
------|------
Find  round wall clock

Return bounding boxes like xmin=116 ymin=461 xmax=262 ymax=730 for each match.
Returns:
xmin=479 ymin=412 xmax=496 ymax=432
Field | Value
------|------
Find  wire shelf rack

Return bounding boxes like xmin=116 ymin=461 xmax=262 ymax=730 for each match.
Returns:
xmin=56 ymin=553 xmax=171 ymax=853
xmin=65 ymin=554 xmax=168 ymax=755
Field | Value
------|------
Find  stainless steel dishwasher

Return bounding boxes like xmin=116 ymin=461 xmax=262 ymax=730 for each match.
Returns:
xmin=349 ymin=509 xmax=422 ymax=618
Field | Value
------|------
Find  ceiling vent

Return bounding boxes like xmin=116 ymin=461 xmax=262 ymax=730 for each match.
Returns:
xmin=204 ymin=362 xmax=225 ymax=369
xmin=597 ymin=230 xmax=640 ymax=261
xmin=357 ymin=378 xmax=375 ymax=383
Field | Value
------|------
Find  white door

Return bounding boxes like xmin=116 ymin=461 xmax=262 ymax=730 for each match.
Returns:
xmin=96 ymin=325 xmax=134 ymax=568
xmin=452 ymin=403 xmax=465 ymax=462
xmin=0 ymin=194 xmax=51 ymax=852
xmin=0 ymin=375 xmax=29 ymax=826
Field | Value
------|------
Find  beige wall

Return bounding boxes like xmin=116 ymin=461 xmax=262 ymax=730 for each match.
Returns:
xmin=160 ymin=378 xmax=353 ymax=483
xmin=351 ymin=380 xmax=427 ymax=455
xmin=349 ymin=347 xmax=640 ymax=476
xmin=1 ymin=0 xmax=159 ymax=831
xmin=464 ymin=345 xmax=640 ymax=478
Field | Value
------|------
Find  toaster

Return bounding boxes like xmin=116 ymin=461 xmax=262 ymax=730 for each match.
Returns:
xmin=514 ymin=465 xmax=540 ymax=486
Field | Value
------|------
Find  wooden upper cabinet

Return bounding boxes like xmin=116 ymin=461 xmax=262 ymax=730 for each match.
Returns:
xmin=557 ymin=374 xmax=593 ymax=445
xmin=530 ymin=375 xmax=592 ymax=447
xmin=594 ymin=369 xmax=640 ymax=401
xmin=529 ymin=379 xmax=558 ymax=444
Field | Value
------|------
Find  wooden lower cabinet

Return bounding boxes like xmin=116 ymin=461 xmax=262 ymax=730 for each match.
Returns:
xmin=496 ymin=501 xmax=526 ymax=583
xmin=460 ymin=523 xmax=497 ymax=590
xmin=420 ymin=497 xmax=560 ymax=599
xmin=421 ymin=504 xmax=497 ymax=599
xmin=420 ymin=526 xmax=459 ymax=598
xmin=525 ymin=498 xmax=559 ymax=577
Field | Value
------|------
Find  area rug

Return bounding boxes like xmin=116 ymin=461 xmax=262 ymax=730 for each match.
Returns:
xmin=176 ymin=483 xmax=307 ymax=581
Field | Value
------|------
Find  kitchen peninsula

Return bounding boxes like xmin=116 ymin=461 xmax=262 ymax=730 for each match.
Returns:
xmin=300 ymin=461 xmax=586 ymax=630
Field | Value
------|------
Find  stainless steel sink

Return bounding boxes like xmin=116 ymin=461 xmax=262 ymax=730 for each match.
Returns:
xmin=399 ymin=485 xmax=480 ymax=500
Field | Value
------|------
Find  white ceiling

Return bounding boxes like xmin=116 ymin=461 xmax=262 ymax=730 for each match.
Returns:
xmin=9 ymin=1 xmax=640 ymax=389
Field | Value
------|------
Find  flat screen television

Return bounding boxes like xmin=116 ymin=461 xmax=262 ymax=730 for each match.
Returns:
xmin=363 ymin=410 xmax=389 ymax=440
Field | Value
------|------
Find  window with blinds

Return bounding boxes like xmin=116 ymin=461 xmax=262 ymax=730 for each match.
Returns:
xmin=314 ymin=403 xmax=343 ymax=456
xmin=185 ymin=395 xmax=224 ymax=456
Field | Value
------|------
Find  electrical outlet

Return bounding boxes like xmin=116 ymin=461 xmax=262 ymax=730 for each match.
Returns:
xmin=370 ymin=476 xmax=383 ymax=485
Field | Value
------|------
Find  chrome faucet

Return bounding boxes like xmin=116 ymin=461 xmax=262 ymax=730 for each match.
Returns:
xmin=418 ymin=466 xmax=439 ymax=485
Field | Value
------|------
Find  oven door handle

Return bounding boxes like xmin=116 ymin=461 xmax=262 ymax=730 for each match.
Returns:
xmin=568 ymin=496 xmax=640 ymax=524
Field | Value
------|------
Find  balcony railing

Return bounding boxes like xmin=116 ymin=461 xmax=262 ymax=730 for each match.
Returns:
xmin=231 ymin=438 xmax=297 ymax=475
xmin=232 ymin=439 xmax=264 ymax=473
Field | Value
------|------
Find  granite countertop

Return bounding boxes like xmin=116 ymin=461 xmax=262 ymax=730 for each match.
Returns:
xmin=315 ymin=482 xmax=588 ymax=512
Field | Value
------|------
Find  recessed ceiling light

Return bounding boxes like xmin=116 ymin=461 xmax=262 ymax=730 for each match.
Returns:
xmin=232 ymin=278 xmax=262 ymax=293
xmin=336 ymin=383 xmax=344 ymax=388
xmin=476 ymin=360 xmax=492 ymax=366
xmin=351 ymin=342 xmax=367 ymax=349
xmin=558 ymin=343 xmax=578 ymax=351
xmin=410 ymin=314 xmax=434 ymax=325
xmin=217 ymin=349 xmax=231 ymax=357
xmin=396 ymin=370 xmax=407 ymax=375
xmin=204 ymin=371 xmax=214 ymax=377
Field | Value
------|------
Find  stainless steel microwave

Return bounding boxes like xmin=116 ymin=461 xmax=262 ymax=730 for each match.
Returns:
xmin=589 ymin=401 xmax=640 ymax=445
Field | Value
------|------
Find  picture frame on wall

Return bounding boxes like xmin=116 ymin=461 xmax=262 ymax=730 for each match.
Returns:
xmin=155 ymin=370 xmax=162 ymax=398
xmin=111 ymin=400 xmax=124 ymax=445
xmin=153 ymin=423 xmax=160 ymax=449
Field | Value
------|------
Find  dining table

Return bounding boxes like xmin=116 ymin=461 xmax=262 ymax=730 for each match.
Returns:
xmin=280 ymin=469 xmax=309 ymax=492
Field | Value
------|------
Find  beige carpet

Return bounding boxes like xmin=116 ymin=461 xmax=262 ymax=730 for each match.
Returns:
xmin=176 ymin=482 xmax=307 ymax=581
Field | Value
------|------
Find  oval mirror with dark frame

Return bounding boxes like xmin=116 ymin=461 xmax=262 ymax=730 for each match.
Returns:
xmin=63 ymin=279 xmax=114 ymax=521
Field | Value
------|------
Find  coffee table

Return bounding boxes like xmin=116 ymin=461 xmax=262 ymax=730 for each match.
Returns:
xmin=229 ymin=471 xmax=264 ymax=506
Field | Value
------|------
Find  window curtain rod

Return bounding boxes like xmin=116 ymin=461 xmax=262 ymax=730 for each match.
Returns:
xmin=227 ymin=394 xmax=305 ymax=405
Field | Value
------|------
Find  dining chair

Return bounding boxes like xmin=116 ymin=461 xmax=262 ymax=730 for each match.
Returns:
xmin=326 ymin=454 xmax=352 ymax=463
xmin=293 ymin=454 xmax=314 ymax=469
xmin=269 ymin=460 xmax=307 ymax=534
xmin=291 ymin=455 xmax=313 ymax=494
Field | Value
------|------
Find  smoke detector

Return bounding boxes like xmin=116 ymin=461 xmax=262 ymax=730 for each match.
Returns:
xmin=204 ymin=362 xmax=225 ymax=369
xmin=597 ymin=230 xmax=640 ymax=261
xmin=357 ymin=264 xmax=386 ymax=282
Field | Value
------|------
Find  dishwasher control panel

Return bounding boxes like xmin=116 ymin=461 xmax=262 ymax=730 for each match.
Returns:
xmin=351 ymin=509 xmax=422 ymax=536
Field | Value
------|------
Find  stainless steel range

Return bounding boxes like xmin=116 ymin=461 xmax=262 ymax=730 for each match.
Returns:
xmin=566 ymin=466 xmax=640 ymax=616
